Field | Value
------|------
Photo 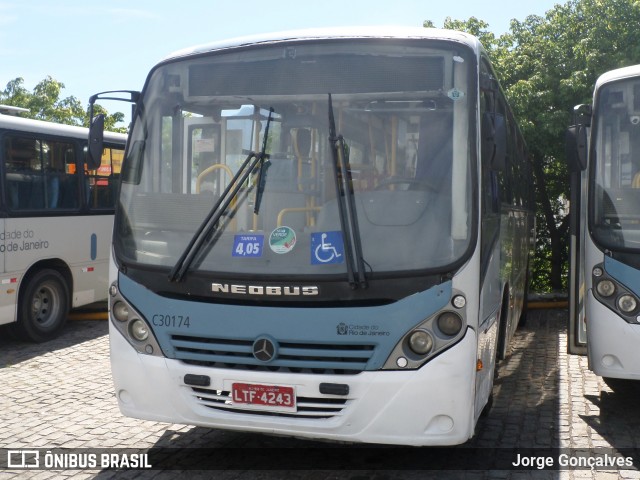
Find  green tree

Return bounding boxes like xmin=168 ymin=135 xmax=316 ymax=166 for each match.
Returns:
xmin=0 ymin=76 xmax=125 ymax=132
xmin=426 ymin=0 xmax=640 ymax=292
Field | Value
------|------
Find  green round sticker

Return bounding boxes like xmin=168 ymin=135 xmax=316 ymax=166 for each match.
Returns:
xmin=269 ymin=226 xmax=297 ymax=254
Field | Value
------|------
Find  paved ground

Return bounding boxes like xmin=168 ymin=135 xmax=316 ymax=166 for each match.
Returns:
xmin=1 ymin=308 xmax=640 ymax=479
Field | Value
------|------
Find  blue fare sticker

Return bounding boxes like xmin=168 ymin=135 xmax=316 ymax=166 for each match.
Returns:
xmin=311 ymin=231 xmax=344 ymax=265
xmin=232 ymin=234 xmax=264 ymax=258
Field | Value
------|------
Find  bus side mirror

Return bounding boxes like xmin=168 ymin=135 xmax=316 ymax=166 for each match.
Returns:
xmin=88 ymin=114 xmax=105 ymax=170
xmin=565 ymin=125 xmax=588 ymax=171
xmin=482 ymin=112 xmax=507 ymax=171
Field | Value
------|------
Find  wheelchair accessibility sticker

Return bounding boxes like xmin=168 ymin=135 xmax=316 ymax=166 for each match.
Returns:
xmin=311 ymin=231 xmax=344 ymax=265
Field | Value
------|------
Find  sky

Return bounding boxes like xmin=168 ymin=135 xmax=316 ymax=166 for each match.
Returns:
xmin=0 ymin=0 xmax=561 ymax=124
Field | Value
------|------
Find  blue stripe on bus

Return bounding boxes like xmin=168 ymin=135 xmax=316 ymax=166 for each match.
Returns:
xmin=604 ymin=256 xmax=640 ymax=298
xmin=90 ymin=233 xmax=97 ymax=260
xmin=118 ymin=273 xmax=452 ymax=371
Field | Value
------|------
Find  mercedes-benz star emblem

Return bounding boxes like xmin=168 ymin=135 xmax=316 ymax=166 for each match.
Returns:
xmin=252 ymin=337 xmax=277 ymax=362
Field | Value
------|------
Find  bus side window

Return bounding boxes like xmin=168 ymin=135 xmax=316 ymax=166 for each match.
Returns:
xmin=5 ymin=136 xmax=33 ymax=209
xmin=4 ymin=136 xmax=45 ymax=210
xmin=4 ymin=135 xmax=80 ymax=211
xmin=87 ymin=145 xmax=123 ymax=210
xmin=43 ymin=139 xmax=79 ymax=209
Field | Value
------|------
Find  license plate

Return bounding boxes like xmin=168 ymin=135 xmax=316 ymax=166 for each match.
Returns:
xmin=231 ymin=382 xmax=296 ymax=412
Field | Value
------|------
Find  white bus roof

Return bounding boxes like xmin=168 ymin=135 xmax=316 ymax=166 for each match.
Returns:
xmin=595 ymin=64 xmax=640 ymax=89
xmin=0 ymin=104 xmax=29 ymax=116
xmin=164 ymin=27 xmax=483 ymax=62
xmin=0 ymin=114 xmax=126 ymax=143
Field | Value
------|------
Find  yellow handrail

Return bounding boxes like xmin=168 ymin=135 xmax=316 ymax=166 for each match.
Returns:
xmin=277 ymin=206 xmax=321 ymax=227
xmin=196 ymin=164 xmax=233 ymax=193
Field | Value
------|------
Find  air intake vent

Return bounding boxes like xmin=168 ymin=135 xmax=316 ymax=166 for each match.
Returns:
xmin=171 ymin=334 xmax=375 ymax=375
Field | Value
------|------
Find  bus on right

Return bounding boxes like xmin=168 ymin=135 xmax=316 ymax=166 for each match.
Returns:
xmin=567 ymin=65 xmax=640 ymax=382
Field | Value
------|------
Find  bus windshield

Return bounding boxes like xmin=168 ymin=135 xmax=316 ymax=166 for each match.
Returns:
xmin=115 ymin=40 xmax=474 ymax=278
xmin=592 ymin=77 xmax=640 ymax=252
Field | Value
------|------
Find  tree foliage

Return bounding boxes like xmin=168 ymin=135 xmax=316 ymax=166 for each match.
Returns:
xmin=0 ymin=76 xmax=125 ymax=132
xmin=426 ymin=0 xmax=640 ymax=292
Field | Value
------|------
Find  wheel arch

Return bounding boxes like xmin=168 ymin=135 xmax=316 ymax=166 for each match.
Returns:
xmin=20 ymin=258 xmax=73 ymax=306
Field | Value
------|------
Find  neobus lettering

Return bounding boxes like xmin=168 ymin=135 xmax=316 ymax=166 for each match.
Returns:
xmin=212 ymin=283 xmax=319 ymax=296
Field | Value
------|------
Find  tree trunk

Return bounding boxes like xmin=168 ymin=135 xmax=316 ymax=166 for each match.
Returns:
xmin=531 ymin=154 xmax=569 ymax=291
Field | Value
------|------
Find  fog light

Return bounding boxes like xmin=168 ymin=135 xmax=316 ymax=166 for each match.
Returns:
xmin=112 ymin=301 xmax=129 ymax=322
xmin=437 ymin=312 xmax=463 ymax=336
xmin=408 ymin=330 xmax=433 ymax=355
xmin=596 ymin=280 xmax=616 ymax=297
xmin=593 ymin=267 xmax=603 ymax=277
xmin=618 ymin=294 xmax=637 ymax=313
xmin=129 ymin=319 xmax=149 ymax=341
xmin=452 ymin=295 xmax=466 ymax=309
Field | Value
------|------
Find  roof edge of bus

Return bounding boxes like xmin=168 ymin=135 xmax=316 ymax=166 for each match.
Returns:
xmin=0 ymin=114 xmax=127 ymax=141
xmin=163 ymin=26 xmax=482 ymax=61
xmin=596 ymin=64 xmax=640 ymax=88
xmin=0 ymin=104 xmax=30 ymax=116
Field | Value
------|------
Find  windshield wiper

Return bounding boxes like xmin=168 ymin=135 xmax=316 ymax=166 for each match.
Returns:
xmin=327 ymin=94 xmax=368 ymax=289
xmin=253 ymin=107 xmax=273 ymax=215
xmin=169 ymin=107 xmax=274 ymax=283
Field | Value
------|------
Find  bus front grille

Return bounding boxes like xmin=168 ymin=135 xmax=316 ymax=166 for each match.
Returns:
xmin=189 ymin=386 xmax=349 ymax=419
xmin=170 ymin=334 xmax=375 ymax=375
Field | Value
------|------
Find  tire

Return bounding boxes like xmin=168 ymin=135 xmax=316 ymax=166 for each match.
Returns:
xmin=480 ymin=391 xmax=494 ymax=418
xmin=13 ymin=269 xmax=69 ymax=342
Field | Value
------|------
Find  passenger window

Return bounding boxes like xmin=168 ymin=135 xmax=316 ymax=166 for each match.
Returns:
xmin=4 ymin=135 xmax=78 ymax=210
xmin=86 ymin=145 xmax=124 ymax=209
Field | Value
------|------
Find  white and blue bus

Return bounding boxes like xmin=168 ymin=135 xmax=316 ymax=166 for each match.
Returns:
xmin=0 ymin=109 xmax=126 ymax=342
xmin=567 ymin=65 xmax=640 ymax=382
xmin=91 ymin=27 xmax=534 ymax=445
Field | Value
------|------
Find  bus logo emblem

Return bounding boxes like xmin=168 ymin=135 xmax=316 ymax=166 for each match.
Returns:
xmin=252 ymin=337 xmax=277 ymax=362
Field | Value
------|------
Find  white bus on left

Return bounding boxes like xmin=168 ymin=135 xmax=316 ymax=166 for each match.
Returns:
xmin=0 ymin=108 xmax=126 ymax=342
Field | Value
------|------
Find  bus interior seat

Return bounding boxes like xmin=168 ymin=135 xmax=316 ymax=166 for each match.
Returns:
xmin=261 ymin=154 xmax=309 ymax=231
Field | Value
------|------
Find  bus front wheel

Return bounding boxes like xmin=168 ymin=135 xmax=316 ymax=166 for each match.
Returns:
xmin=14 ymin=269 xmax=69 ymax=342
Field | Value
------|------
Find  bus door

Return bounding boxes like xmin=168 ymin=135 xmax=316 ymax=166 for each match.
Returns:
xmin=568 ymin=164 xmax=588 ymax=354
xmin=567 ymin=112 xmax=590 ymax=355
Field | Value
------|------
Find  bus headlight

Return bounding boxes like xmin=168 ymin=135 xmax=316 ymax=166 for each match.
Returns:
xmin=437 ymin=312 xmax=463 ymax=336
xmin=408 ymin=330 xmax=434 ymax=355
xmin=618 ymin=294 xmax=637 ymax=313
xmin=129 ymin=319 xmax=150 ymax=342
xmin=596 ymin=280 xmax=616 ymax=297
xmin=112 ymin=301 xmax=129 ymax=322
xmin=383 ymin=290 xmax=468 ymax=370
